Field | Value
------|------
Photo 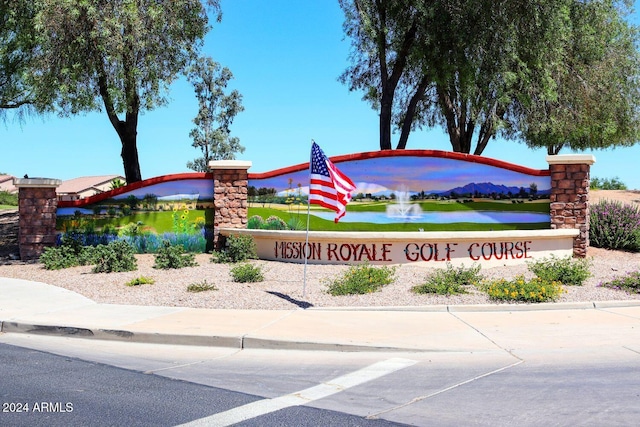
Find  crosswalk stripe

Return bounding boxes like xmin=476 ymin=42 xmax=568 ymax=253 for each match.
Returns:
xmin=178 ymin=357 xmax=417 ymax=427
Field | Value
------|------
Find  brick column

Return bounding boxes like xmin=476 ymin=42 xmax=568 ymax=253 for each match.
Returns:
xmin=546 ymin=155 xmax=596 ymax=258
xmin=13 ymin=178 xmax=62 ymax=261
xmin=208 ymin=160 xmax=252 ymax=249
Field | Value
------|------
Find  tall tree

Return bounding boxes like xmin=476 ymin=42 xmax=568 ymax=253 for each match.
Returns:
xmin=0 ymin=0 xmax=38 ymax=119
xmin=186 ymin=56 xmax=244 ymax=172
xmin=338 ymin=0 xmax=427 ymax=150
xmin=520 ymin=0 xmax=640 ymax=154
xmin=412 ymin=0 xmax=568 ymax=155
xmin=340 ymin=0 xmax=640 ymax=155
xmin=31 ymin=0 xmax=221 ymax=183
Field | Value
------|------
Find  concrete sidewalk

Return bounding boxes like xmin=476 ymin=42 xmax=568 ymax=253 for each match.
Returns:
xmin=1 ymin=277 xmax=639 ymax=353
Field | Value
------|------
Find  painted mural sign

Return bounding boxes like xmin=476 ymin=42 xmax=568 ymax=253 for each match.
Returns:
xmin=55 ymin=150 xmax=552 ymax=255
xmin=57 ymin=174 xmax=215 ymax=252
xmin=247 ymin=150 xmax=551 ymax=232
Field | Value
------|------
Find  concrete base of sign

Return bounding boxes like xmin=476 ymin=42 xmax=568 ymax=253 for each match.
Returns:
xmin=218 ymin=228 xmax=580 ymax=267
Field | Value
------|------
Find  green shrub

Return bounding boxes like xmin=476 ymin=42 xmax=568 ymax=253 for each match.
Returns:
xmin=230 ymin=263 xmax=264 ymax=283
xmin=153 ymin=241 xmax=197 ymax=269
xmin=590 ymin=176 xmax=627 ymax=190
xmin=589 ymin=200 xmax=640 ymax=252
xmin=600 ymin=271 xmax=640 ymax=294
xmin=40 ymin=236 xmax=97 ymax=270
xmin=0 ymin=190 xmax=18 ymax=206
xmin=412 ymin=263 xmax=482 ymax=295
xmin=126 ymin=276 xmax=155 ymax=286
xmin=247 ymin=215 xmax=264 ymax=229
xmin=212 ymin=234 xmax=257 ymax=263
xmin=40 ymin=245 xmax=81 ymax=270
xmin=326 ymin=263 xmax=396 ymax=296
xmin=481 ymin=276 xmax=564 ymax=303
xmin=187 ymin=280 xmax=217 ymax=293
xmin=527 ymin=255 xmax=591 ymax=286
xmin=92 ymin=240 xmax=137 ymax=273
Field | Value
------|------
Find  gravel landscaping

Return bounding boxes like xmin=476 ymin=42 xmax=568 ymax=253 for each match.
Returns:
xmin=0 ymin=190 xmax=639 ymax=310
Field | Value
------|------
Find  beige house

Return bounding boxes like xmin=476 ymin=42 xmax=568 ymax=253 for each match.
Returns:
xmin=57 ymin=175 xmax=126 ymax=201
xmin=0 ymin=175 xmax=17 ymax=193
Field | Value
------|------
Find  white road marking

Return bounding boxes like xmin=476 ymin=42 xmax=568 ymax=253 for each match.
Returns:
xmin=178 ymin=357 xmax=417 ymax=427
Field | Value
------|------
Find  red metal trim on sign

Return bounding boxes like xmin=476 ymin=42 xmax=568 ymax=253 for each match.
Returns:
xmin=57 ymin=172 xmax=212 ymax=208
xmin=247 ymin=149 xmax=550 ymax=180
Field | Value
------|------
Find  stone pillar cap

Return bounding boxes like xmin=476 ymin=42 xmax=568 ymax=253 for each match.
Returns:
xmin=546 ymin=154 xmax=596 ymax=165
xmin=13 ymin=178 xmax=62 ymax=188
xmin=208 ymin=160 xmax=252 ymax=170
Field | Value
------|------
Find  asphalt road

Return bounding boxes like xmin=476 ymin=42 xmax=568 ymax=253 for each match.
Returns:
xmin=1 ymin=334 xmax=639 ymax=426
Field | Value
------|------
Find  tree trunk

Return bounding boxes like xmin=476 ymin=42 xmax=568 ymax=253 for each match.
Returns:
xmin=396 ymin=76 xmax=430 ymax=150
xmin=119 ymin=128 xmax=142 ymax=183
xmin=379 ymin=92 xmax=393 ymax=150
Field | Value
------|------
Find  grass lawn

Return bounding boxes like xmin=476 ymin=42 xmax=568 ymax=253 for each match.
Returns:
xmin=0 ymin=205 xmax=17 ymax=210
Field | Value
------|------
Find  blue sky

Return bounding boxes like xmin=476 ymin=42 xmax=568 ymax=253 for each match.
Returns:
xmin=2 ymin=1 xmax=639 ymax=189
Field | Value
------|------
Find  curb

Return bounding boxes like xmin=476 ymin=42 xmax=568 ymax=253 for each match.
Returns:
xmin=0 ymin=321 xmax=424 ymax=353
xmin=1 ymin=321 xmax=242 ymax=348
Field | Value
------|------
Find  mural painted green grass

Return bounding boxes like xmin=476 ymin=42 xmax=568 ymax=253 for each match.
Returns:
xmin=63 ymin=210 xmax=208 ymax=234
xmin=248 ymin=207 xmax=549 ymax=232
xmin=347 ymin=200 xmax=550 ymax=213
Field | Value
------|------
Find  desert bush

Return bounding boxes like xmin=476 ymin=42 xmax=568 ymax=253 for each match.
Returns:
xmin=230 ymin=263 xmax=264 ymax=283
xmin=212 ymin=234 xmax=257 ymax=263
xmin=481 ymin=276 xmax=564 ymax=303
xmin=412 ymin=263 xmax=482 ymax=295
xmin=589 ymin=200 xmax=640 ymax=252
xmin=590 ymin=176 xmax=627 ymax=190
xmin=40 ymin=234 xmax=99 ymax=270
xmin=527 ymin=255 xmax=591 ymax=286
xmin=92 ymin=240 xmax=137 ymax=273
xmin=326 ymin=263 xmax=396 ymax=296
xmin=600 ymin=271 xmax=640 ymax=294
xmin=40 ymin=245 xmax=81 ymax=270
xmin=187 ymin=280 xmax=217 ymax=293
xmin=153 ymin=241 xmax=197 ymax=269
xmin=125 ymin=276 xmax=155 ymax=286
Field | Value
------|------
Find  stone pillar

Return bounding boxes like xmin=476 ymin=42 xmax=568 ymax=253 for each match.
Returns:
xmin=208 ymin=160 xmax=252 ymax=249
xmin=13 ymin=178 xmax=62 ymax=261
xmin=546 ymin=155 xmax=596 ymax=258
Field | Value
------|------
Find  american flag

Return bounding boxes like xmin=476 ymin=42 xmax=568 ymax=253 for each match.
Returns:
xmin=309 ymin=142 xmax=356 ymax=223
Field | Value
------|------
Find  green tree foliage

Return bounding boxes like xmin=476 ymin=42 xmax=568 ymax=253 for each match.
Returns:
xmin=520 ymin=1 xmax=640 ymax=154
xmin=0 ymin=0 xmax=38 ymax=120
xmin=186 ymin=56 xmax=244 ymax=172
xmin=339 ymin=0 xmax=640 ymax=155
xmin=30 ymin=0 xmax=221 ymax=183
xmin=339 ymin=0 xmax=427 ymax=150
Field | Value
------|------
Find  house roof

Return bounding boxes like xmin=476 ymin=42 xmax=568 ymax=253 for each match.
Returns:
xmin=0 ymin=175 xmax=17 ymax=193
xmin=57 ymin=175 xmax=125 ymax=195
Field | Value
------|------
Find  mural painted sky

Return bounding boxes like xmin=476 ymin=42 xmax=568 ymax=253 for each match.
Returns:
xmin=249 ymin=154 xmax=551 ymax=197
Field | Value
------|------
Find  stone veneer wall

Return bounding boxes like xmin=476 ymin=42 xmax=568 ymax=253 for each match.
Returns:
xmin=546 ymin=155 xmax=596 ymax=258
xmin=209 ymin=160 xmax=252 ymax=249
xmin=13 ymin=178 xmax=62 ymax=261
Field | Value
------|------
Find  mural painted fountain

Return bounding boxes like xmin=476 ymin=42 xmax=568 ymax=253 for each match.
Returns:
xmin=385 ymin=189 xmax=423 ymax=220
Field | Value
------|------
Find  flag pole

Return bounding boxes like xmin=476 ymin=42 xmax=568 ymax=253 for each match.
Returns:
xmin=302 ymin=140 xmax=314 ymax=299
